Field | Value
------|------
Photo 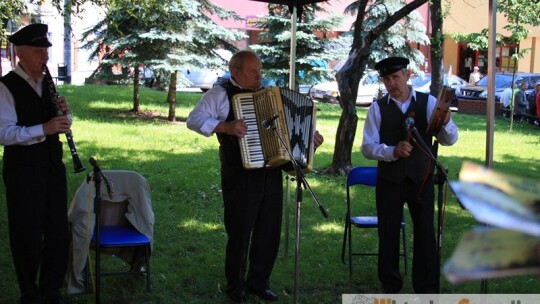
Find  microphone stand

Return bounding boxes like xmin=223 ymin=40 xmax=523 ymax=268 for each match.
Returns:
xmin=408 ymin=126 xmax=451 ymax=294
xmin=87 ymin=157 xmax=113 ymax=304
xmin=265 ymin=121 xmax=328 ymax=304
xmin=88 ymin=158 xmax=103 ymax=304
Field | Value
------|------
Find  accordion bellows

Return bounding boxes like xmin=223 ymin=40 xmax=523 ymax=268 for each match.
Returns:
xmin=232 ymin=86 xmax=316 ymax=174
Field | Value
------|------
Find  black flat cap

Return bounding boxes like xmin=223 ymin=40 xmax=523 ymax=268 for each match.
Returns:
xmin=374 ymin=57 xmax=409 ymax=77
xmin=8 ymin=23 xmax=52 ymax=47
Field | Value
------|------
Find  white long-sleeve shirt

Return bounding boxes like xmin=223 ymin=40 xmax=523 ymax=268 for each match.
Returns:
xmin=361 ymin=89 xmax=459 ymax=162
xmin=0 ymin=64 xmax=47 ymax=145
xmin=187 ymin=78 xmax=260 ymax=136
xmin=186 ymin=85 xmax=230 ymax=137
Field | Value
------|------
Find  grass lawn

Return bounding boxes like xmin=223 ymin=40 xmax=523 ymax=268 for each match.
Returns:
xmin=1 ymin=84 xmax=539 ymax=303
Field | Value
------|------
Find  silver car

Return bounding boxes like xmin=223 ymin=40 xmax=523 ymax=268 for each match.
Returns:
xmin=309 ymin=70 xmax=383 ymax=106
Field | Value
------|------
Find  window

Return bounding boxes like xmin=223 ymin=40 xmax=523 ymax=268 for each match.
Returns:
xmin=499 ymin=45 xmax=519 ymax=72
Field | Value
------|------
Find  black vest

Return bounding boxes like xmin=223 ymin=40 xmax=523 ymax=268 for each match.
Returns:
xmin=377 ymin=91 xmax=433 ymax=183
xmin=216 ymin=80 xmax=257 ymax=167
xmin=0 ymin=71 xmax=62 ymax=165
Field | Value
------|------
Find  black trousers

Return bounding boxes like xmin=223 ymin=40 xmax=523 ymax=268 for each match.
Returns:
xmin=220 ymin=164 xmax=283 ymax=295
xmin=4 ymin=161 xmax=69 ymax=303
xmin=376 ymin=177 xmax=436 ymax=293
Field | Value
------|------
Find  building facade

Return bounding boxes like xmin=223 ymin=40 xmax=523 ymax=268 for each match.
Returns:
xmin=442 ymin=1 xmax=540 ymax=79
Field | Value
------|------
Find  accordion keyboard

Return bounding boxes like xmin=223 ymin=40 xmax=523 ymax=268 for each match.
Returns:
xmin=232 ymin=94 xmax=266 ymax=169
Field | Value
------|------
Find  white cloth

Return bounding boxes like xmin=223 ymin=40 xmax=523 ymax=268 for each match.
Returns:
xmin=501 ymin=87 xmax=514 ymax=108
xmin=66 ymin=170 xmax=154 ymax=294
xmin=361 ymin=89 xmax=459 ymax=162
xmin=469 ymin=71 xmax=481 ymax=85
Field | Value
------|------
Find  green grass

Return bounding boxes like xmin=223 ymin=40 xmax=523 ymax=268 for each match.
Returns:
xmin=1 ymin=84 xmax=540 ymax=303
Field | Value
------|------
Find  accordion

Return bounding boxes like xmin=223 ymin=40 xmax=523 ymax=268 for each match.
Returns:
xmin=232 ymin=86 xmax=316 ymax=173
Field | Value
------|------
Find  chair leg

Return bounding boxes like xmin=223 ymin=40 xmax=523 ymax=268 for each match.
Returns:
xmin=145 ymin=244 xmax=151 ymax=291
xmin=341 ymin=221 xmax=349 ymax=265
xmin=96 ymin=248 xmax=101 ymax=303
xmin=401 ymin=226 xmax=408 ymax=275
xmin=348 ymin=221 xmax=353 ymax=277
xmin=84 ymin=261 xmax=89 ymax=292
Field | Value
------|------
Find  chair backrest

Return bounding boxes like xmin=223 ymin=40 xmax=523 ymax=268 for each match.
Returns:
xmin=98 ymin=200 xmax=130 ymax=227
xmin=346 ymin=166 xmax=378 ymax=215
xmin=347 ymin=166 xmax=377 ymax=188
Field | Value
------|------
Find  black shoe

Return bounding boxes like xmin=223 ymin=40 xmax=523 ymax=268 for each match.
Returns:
xmin=227 ymin=290 xmax=247 ymax=303
xmin=247 ymin=288 xmax=278 ymax=301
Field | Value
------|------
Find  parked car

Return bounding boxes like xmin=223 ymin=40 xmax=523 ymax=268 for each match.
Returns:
xmin=309 ymin=70 xmax=383 ymax=106
xmin=179 ymin=49 xmax=232 ymax=92
xmin=213 ymin=72 xmax=277 ymax=89
xmin=181 ymin=69 xmax=224 ymax=92
xmin=409 ymin=73 xmax=469 ymax=95
xmin=409 ymin=73 xmax=469 ymax=111
xmin=457 ymin=72 xmax=540 ymax=102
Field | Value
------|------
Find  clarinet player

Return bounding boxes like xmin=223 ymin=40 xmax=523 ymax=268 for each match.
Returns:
xmin=0 ymin=24 xmax=71 ymax=304
xmin=187 ymin=49 xmax=324 ymax=302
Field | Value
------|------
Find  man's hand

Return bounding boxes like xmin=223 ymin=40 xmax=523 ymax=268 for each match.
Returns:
xmin=393 ymin=140 xmax=412 ymax=158
xmin=313 ymin=130 xmax=324 ymax=149
xmin=216 ymin=119 xmax=248 ymax=138
xmin=443 ymin=110 xmax=451 ymax=125
xmin=43 ymin=115 xmax=72 ymax=135
xmin=57 ymin=96 xmax=71 ymax=114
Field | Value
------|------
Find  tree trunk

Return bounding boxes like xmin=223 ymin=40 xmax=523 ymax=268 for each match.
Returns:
xmin=324 ymin=104 xmax=357 ymax=175
xmin=325 ymin=0 xmax=429 ymax=176
xmin=430 ymin=0 xmax=444 ymax=98
xmin=132 ymin=66 xmax=140 ymax=112
xmin=63 ymin=0 xmax=72 ymax=84
xmin=167 ymin=71 xmax=177 ymax=122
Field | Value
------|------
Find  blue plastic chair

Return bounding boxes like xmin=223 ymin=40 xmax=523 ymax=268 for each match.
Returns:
xmin=88 ymin=201 xmax=152 ymax=301
xmin=341 ymin=166 xmax=408 ymax=277
xmin=82 ymin=170 xmax=153 ymax=302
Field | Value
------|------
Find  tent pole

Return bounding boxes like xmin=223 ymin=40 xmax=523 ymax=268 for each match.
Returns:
xmin=481 ymin=0 xmax=497 ymax=294
xmin=288 ymin=5 xmax=297 ymax=91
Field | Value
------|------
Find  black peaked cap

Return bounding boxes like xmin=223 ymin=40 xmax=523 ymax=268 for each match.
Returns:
xmin=8 ymin=23 xmax=52 ymax=47
xmin=374 ymin=57 xmax=409 ymax=77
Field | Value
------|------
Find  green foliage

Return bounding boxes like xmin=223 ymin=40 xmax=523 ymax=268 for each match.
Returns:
xmin=0 ymin=0 xmax=26 ymax=42
xmin=451 ymin=0 xmax=540 ymax=49
xmin=250 ymin=4 xmax=349 ymax=87
xmin=356 ymin=0 xmax=430 ymax=71
xmin=81 ymin=0 xmax=245 ymax=87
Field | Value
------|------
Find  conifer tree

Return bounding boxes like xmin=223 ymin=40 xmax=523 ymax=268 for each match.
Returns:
xmin=250 ymin=3 xmax=350 ymax=90
xmin=81 ymin=0 xmax=244 ymax=119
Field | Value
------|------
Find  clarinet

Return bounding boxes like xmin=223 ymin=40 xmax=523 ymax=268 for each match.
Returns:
xmin=43 ymin=65 xmax=86 ymax=173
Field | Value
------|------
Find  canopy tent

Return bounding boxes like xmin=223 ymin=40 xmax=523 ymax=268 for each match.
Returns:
xmin=250 ymin=0 xmax=328 ymax=90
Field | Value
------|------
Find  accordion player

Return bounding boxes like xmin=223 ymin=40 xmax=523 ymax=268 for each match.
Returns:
xmin=232 ymin=86 xmax=316 ymax=174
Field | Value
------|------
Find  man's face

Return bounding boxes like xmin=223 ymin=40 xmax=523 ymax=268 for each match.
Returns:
xmin=17 ymin=46 xmax=49 ymax=77
xmin=232 ymin=55 xmax=262 ymax=90
xmin=380 ymin=69 xmax=411 ymax=100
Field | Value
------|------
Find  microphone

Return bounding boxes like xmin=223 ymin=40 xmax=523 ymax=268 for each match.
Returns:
xmin=262 ymin=114 xmax=279 ymax=129
xmin=404 ymin=116 xmax=415 ymax=142
xmin=405 ymin=116 xmax=415 ymax=129
xmin=89 ymin=157 xmax=100 ymax=170
xmin=89 ymin=157 xmax=114 ymax=199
